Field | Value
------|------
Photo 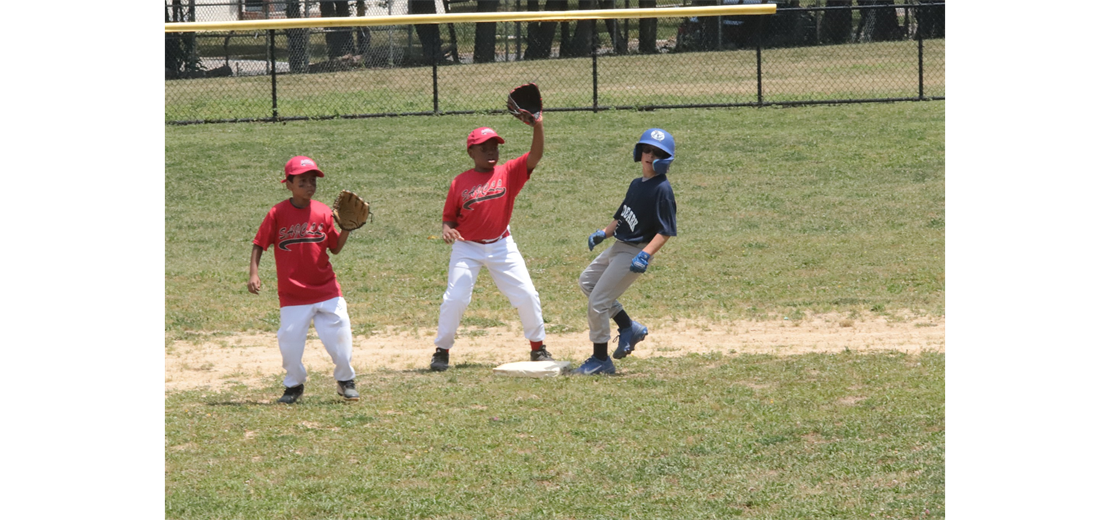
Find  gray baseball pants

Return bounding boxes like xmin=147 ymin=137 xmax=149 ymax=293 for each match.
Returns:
xmin=579 ymin=240 xmax=645 ymax=344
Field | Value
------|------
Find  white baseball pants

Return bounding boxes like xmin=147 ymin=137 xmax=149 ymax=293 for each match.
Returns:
xmin=435 ymin=235 xmax=545 ymax=350
xmin=277 ymin=296 xmax=356 ymax=388
xmin=579 ymin=241 xmax=645 ymax=344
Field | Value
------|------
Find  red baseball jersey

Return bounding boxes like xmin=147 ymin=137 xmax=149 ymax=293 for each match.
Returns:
xmin=253 ymin=199 xmax=342 ymax=307
xmin=442 ymin=153 xmax=532 ymax=241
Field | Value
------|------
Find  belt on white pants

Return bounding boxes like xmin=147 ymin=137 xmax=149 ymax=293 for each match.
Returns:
xmin=474 ymin=229 xmax=511 ymax=244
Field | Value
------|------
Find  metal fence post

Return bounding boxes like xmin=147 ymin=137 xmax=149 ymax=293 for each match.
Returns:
xmin=756 ymin=14 xmax=764 ymax=106
xmin=269 ymin=29 xmax=278 ymax=122
xmin=592 ymin=38 xmax=599 ymax=113
xmin=917 ymin=6 xmax=925 ymax=100
xmin=433 ymin=56 xmax=440 ymax=114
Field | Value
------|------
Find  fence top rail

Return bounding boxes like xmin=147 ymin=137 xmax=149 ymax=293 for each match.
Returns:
xmin=165 ymin=5 xmax=776 ymax=33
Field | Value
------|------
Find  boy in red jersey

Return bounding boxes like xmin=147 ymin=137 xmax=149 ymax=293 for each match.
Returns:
xmin=430 ymin=118 xmax=553 ymax=371
xmin=248 ymin=156 xmax=360 ymax=403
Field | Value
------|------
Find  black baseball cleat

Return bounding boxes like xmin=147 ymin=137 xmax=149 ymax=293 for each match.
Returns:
xmin=336 ymin=379 xmax=359 ymax=401
xmin=277 ymin=384 xmax=304 ymax=404
xmin=530 ymin=346 xmax=554 ymax=362
xmin=430 ymin=348 xmax=450 ymax=372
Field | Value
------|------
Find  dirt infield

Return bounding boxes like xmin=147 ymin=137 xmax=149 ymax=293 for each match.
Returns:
xmin=166 ymin=313 xmax=944 ymax=392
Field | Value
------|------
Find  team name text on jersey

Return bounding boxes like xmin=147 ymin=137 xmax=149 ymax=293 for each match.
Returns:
xmin=278 ymin=222 xmax=327 ymax=251
xmin=461 ymin=179 xmax=507 ymax=210
xmin=620 ymin=205 xmax=639 ymax=232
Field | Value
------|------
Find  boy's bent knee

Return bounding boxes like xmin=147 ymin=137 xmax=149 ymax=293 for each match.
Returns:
xmin=587 ymin=299 xmax=611 ymax=317
xmin=510 ymin=291 xmax=541 ymax=310
xmin=578 ymin=277 xmax=594 ymax=296
xmin=276 ymin=327 xmax=301 ymax=343
xmin=442 ymin=295 xmax=471 ymax=306
xmin=441 ymin=289 xmax=473 ymax=304
xmin=588 ymin=290 xmax=612 ymax=307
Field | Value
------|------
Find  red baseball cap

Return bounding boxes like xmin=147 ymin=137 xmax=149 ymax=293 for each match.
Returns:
xmin=466 ymin=127 xmax=505 ymax=149
xmin=282 ymin=156 xmax=325 ymax=182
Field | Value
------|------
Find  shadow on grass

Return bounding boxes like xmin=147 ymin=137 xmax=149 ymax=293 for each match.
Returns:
xmin=402 ymin=361 xmax=498 ymax=374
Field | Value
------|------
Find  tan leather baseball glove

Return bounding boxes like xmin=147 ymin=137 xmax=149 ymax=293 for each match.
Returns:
xmin=332 ymin=190 xmax=372 ymax=231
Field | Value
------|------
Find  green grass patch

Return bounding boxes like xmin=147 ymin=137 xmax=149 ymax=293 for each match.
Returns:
xmin=166 ymin=351 xmax=944 ymax=519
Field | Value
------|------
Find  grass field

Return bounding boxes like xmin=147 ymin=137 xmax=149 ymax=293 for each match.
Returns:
xmin=167 ymin=351 xmax=943 ymax=519
xmin=166 ymin=102 xmax=944 ymax=338
xmin=165 ymin=101 xmax=944 ymax=518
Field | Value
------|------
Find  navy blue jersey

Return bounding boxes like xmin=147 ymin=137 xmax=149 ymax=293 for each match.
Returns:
xmin=612 ymin=174 xmax=678 ymax=244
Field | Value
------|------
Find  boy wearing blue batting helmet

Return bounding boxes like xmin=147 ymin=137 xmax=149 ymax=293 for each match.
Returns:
xmin=573 ymin=128 xmax=679 ymax=375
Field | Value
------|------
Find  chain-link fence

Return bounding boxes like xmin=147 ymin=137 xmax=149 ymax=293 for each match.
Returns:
xmin=165 ymin=1 xmax=944 ymax=124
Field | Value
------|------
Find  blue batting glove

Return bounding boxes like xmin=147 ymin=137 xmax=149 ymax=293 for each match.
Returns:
xmin=588 ymin=229 xmax=607 ymax=251
xmin=630 ymin=251 xmax=652 ymax=273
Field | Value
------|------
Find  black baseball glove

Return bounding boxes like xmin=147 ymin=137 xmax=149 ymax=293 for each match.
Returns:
xmin=507 ymin=82 xmax=542 ymax=126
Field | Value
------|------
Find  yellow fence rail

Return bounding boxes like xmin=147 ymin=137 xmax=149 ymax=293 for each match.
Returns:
xmin=165 ymin=5 xmax=776 ymax=33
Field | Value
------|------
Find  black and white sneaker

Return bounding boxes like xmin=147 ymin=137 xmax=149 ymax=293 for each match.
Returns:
xmin=430 ymin=348 xmax=450 ymax=372
xmin=336 ymin=379 xmax=359 ymax=401
xmin=277 ymin=384 xmax=304 ymax=404
xmin=530 ymin=346 xmax=554 ymax=362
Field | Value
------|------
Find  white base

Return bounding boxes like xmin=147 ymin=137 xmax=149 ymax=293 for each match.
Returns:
xmin=493 ymin=360 xmax=572 ymax=378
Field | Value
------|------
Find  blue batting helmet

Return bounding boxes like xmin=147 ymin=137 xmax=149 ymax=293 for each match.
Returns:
xmin=633 ymin=128 xmax=676 ymax=174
